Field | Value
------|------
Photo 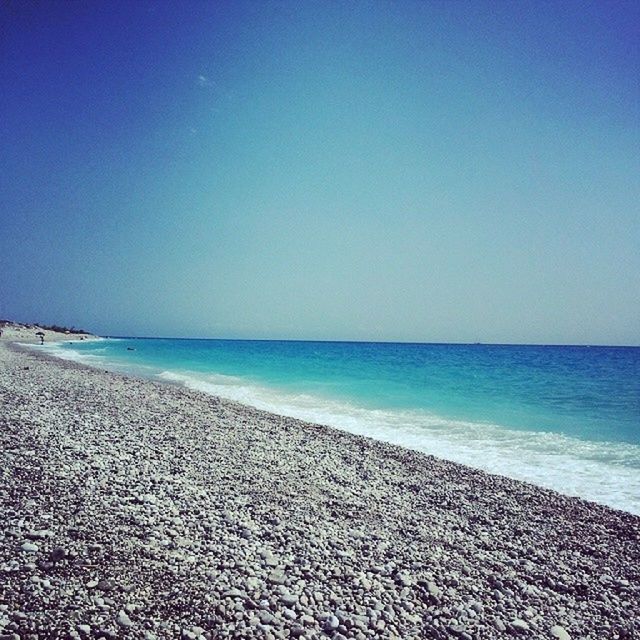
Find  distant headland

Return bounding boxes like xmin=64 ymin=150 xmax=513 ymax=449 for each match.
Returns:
xmin=0 ymin=319 xmax=96 ymax=343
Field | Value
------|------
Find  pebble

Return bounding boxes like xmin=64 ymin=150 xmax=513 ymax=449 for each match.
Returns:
xmin=551 ymin=625 xmax=571 ymax=640
xmin=511 ymin=618 xmax=530 ymax=632
xmin=26 ymin=530 xmax=53 ymax=540
xmin=268 ymin=570 xmax=286 ymax=585
xmin=258 ymin=611 xmax=275 ymax=625
xmin=280 ymin=593 xmax=297 ymax=607
xmin=324 ymin=615 xmax=339 ymax=631
xmin=116 ymin=610 xmax=133 ymax=628
xmin=222 ymin=588 xmax=246 ymax=599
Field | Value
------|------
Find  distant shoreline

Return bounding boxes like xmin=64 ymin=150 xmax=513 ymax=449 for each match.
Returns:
xmin=2 ymin=317 xmax=637 ymax=348
xmin=0 ymin=321 xmax=100 ymax=344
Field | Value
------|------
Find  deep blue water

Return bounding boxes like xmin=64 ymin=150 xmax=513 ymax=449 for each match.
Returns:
xmin=44 ymin=338 xmax=640 ymax=514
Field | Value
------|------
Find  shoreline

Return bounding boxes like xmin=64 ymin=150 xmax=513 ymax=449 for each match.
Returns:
xmin=21 ymin=337 xmax=640 ymax=516
xmin=1 ymin=341 xmax=638 ymax=639
xmin=14 ymin=339 xmax=637 ymax=516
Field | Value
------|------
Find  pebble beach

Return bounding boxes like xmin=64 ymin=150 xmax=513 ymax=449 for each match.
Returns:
xmin=1 ymin=341 xmax=638 ymax=640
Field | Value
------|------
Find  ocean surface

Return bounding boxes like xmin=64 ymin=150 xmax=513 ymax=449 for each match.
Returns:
xmin=42 ymin=338 xmax=639 ymax=514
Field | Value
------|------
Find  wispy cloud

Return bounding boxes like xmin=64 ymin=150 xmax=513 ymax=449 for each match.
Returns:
xmin=196 ymin=74 xmax=211 ymax=88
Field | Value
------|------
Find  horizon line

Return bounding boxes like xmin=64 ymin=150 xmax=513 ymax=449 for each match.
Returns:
xmin=103 ymin=335 xmax=640 ymax=349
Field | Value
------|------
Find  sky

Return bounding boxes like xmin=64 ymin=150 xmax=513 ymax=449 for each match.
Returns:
xmin=1 ymin=1 xmax=638 ymax=344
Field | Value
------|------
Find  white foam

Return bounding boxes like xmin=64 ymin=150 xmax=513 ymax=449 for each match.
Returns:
xmin=157 ymin=369 xmax=640 ymax=515
xmin=37 ymin=345 xmax=640 ymax=515
xmin=35 ymin=342 xmax=111 ymax=366
xmin=31 ymin=341 xmax=154 ymax=377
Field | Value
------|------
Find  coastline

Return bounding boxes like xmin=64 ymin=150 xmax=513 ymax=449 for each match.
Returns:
xmin=24 ymin=337 xmax=640 ymax=516
xmin=1 ymin=341 xmax=638 ymax=639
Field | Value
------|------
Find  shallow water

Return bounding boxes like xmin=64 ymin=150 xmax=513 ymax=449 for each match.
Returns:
xmin=43 ymin=338 xmax=640 ymax=514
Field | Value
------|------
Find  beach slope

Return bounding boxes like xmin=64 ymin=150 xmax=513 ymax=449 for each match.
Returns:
xmin=0 ymin=343 xmax=638 ymax=639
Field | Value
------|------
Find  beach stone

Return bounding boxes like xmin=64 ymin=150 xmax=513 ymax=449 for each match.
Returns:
xmin=324 ymin=615 xmax=339 ymax=632
xmin=246 ymin=576 xmax=260 ymax=590
xmin=360 ymin=577 xmax=372 ymax=591
xmin=259 ymin=611 xmax=276 ymax=625
xmin=97 ymin=579 xmax=116 ymax=591
xmin=26 ymin=529 xmax=53 ymax=540
xmin=550 ymin=625 xmax=571 ymax=640
xmin=268 ymin=570 xmax=286 ymax=585
xmin=50 ymin=547 xmax=66 ymax=562
xmin=470 ymin=601 xmax=484 ymax=614
xmin=20 ymin=542 xmax=39 ymax=552
xmin=511 ymin=618 xmax=529 ymax=633
xmin=116 ymin=610 xmax=133 ymax=628
xmin=395 ymin=571 xmax=413 ymax=587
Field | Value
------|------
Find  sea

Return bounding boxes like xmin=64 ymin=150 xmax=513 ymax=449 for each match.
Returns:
xmin=42 ymin=338 xmax=640 ymax=515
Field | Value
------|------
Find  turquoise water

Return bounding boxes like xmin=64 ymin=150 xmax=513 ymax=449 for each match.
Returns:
xmin=44 ymin=338 xmax=640 ymax=514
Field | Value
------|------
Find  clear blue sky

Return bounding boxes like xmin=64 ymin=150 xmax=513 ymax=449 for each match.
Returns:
xmin=1 ymin=1 xmax=638 ymax=344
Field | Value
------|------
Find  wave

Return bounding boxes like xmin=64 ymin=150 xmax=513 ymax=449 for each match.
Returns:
xmin=157 ymin=369 xmax=640 ymax=515
xmin=31 ymin=341 xmax=152 ymax=376
xmin=37 ymin=344 xmax=640 ymax=515
xmin=35 ymin=342 xmax=111 ymax=365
